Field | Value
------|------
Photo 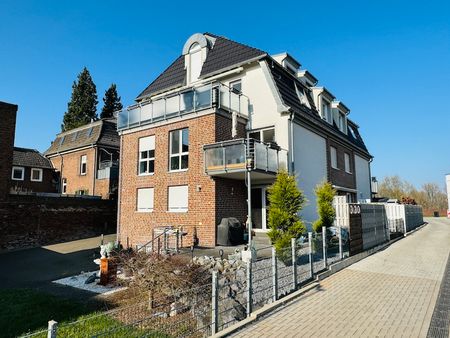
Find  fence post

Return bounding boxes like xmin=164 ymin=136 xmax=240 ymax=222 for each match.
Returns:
xmin=272 ymin=247 xmax=278 ymax=302
xmin=47 ymin=320 xmax=57 ymax=338
xmin=291 ymin=238 xmax=297 ymax=290
xmin=211 ymin=271 xmax=219 ymax=335
xmin=338 ymin=226 xmax=343 ymax=260
xmin=308 ymin=232 xmax=314 ymax=279
xmin=322 ymin=226 xmax=327 ymax=269
xmin=246 ymin=260 xmax=252 ymax=317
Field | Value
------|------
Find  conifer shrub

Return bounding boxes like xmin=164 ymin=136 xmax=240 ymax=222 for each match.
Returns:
xmin=312 ymin=181 xmax=336 ymax=232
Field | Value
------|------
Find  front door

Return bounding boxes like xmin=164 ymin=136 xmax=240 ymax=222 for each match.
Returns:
xmin=251 ymin=187 xmax=268 ymax=231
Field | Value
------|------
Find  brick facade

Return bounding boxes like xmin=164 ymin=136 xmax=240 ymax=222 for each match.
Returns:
xmin=327 ymin=138 xmax=357 ymax=198
xmin=118 ymin=111 xmax=247 ymax=248
xmin=49 ymin=147 xmax=116 ymax=199
xmin=0 ymin=102 xmax=17 ymax=201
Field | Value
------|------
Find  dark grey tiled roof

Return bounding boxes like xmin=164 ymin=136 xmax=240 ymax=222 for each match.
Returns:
xmin=137 ymin=56 xmax=186 ymax=100
xmin=13 ymin=147 xmax=53 ymax=169
xmin=268 ymin=60 xmax=369 ymax=154
xmin=136 ymin=34 xmax=266 ymax=99
xmin=199 ymin=36 xmax=266 ymax=77
xmin=44 ymin=119 xmax=119 ymax=156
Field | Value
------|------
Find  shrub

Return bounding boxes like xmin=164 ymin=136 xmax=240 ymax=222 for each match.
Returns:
xmin=267 ymin=170 xmax=306 ymax=257
xmin=312 ymin=181 xmax=336 ymax=232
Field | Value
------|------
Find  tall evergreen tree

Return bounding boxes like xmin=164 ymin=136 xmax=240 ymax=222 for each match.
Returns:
xmin=312 ymin=181 xmax=336 ymax=232
xmin=101 ymin=83 xmax=123 ymax=119
xmin=61 ymin=67 xmax=98 ymax=131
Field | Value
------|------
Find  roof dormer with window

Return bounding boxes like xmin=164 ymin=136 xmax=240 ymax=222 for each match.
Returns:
xmin=182 ymin=33 xmax=215 ymax=85
xmin=312 ymin=87 xmax=335 ymax=124
xmin=332 ymin=101 xmax=349 ymax=134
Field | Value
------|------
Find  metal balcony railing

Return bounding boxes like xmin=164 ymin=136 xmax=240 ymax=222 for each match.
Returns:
xmin=203 ymin=138 xmax=281 ymax=175
xmin=117 ymin=82 xmax=250 ymax=130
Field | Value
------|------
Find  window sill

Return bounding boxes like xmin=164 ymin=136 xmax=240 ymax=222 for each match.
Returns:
xmin=11 ymin=178 xmax=24 ymax=181
xmin=31 ymin=179 xmax=43 ymax=182
xmin=168 ymin=210 xmax=188 ymax=213
xmin=138 ymin=173 xmax=155 ymax=177
xmin=169 ymin=169 xmax=188 ymax=173
xmin=136 ymin=210 xmax=154 ymax=213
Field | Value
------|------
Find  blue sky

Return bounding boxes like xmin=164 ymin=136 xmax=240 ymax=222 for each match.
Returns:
xmin=1 ymin=1 xmax=449 ymax=189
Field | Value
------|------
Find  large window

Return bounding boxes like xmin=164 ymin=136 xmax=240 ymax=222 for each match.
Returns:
xmin=330 ymin=146 xmax=338 ymax=169
xmin=344 ymin=153 xmax=352 ymax=174
xmin=11 ymin=166 xmax=24 ymax=181
xmin=137 ymin=188 xmax=154 ymax=212
xmin=80 ymin=155 xmax=87 ymax=175
xmin=168 ymin=185 xmax=188 ymax=212
xmin=139 ymin=136 xmax=155 ymax=175
xmin=169 ymin=128 xmax=189 ymax=171
xmin=30 ymin=168 xmax=43 ymax=182
xmin=189 ymin=43 xmax=202 ymax=83
xmin=249 ymin=128 xmax=275 ymax=144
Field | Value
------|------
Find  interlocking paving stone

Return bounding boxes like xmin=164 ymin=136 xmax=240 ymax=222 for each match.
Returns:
xmin=230 ymin=218 xmax=450 ymax=337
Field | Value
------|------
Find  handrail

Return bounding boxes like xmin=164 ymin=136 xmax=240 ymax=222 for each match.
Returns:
xmin=136 ymin=228 xmax=170 ymax=253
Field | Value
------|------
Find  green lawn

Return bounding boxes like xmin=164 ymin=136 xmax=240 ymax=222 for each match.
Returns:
xmin=0 ymin=289 xmax=172 ymax=337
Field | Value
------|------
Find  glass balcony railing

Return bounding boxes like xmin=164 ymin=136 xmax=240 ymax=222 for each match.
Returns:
xmin=117 ymin=82 xmax=249 ymax=130
xmin=204 ymin=138 xmax=282 ymax=175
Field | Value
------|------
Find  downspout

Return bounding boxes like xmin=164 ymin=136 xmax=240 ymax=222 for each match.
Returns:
xmin=57 ymin=152 xmax=64 ymax=193
xmin=289 ymin=112 xmax=295 ymax=174
xmin=92 ymin=145 xmax=97 ymax=196
xmin=116 ymin=133 xmax=123 ymax=245
xmin=368 ymin=157 xmax=374 ymax=201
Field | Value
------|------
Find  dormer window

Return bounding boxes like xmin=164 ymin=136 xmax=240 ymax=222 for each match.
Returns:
xmin=189 ymin=43 xmax=202 ymax=83
xmin=338 ymin=112 xmax=347 ymax=134
xmin=321 ymin=99 xmax=332 ymax=124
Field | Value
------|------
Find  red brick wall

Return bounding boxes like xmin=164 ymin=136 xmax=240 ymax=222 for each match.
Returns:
xmin=118 ymin=112 xmax=247 ymax=248
xmin=327 ymin=138 xmax=356 ymax=190
xmin=0 ymin=102 xmax=17 ymax=201
xmin=49 ymin=147 xmax=114 ymax=199
xmin=9 ymin=167 xmax=57 ymax=193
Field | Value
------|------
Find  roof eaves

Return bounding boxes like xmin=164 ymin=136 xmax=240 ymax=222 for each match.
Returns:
xmin=200 ymin=54 xmax=267 ymax=79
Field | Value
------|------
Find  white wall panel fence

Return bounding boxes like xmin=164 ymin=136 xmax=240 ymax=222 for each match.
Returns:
xmin=384 ymin=204 xmax=424 ymax=234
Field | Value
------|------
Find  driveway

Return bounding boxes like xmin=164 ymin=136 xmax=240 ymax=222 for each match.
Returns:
xmin=0 ymin=234 xmax=116 ymax=299
xmin=231 ymin=217 xmax=450 ymax=337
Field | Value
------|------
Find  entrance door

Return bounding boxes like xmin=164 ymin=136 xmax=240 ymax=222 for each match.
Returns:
xmin=251 ymin=187 xmax=268 ymax=231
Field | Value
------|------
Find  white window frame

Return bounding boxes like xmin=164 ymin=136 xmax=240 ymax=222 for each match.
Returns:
xmin=11 ymin=166 xmax=25 ymax=181
xmin=330 ymin=146 xmax=338 ymax=169
xmin=322 ymin=98 xmax=332 ymax=124
xmin=168 ymin=185 xmax=188 ymax=213
xmin=62 ymin=178 xmax=67 ymax=194
xmin=30 ymin=168 xmax=43 ymax=182
xmin=137 ymin=187 xmax=154 ymax=212
xmin=169 ymin=128 xmax=189 ymax=172
xmin=344 ymin=153 xmax=352 ymax=174
xmin=80 ymin=155 xmax=87 ymax=175
xmin=138 ymin=136 xmax=155 ymax=176
xmin=249 ymin=127 xmax=275 ymax=144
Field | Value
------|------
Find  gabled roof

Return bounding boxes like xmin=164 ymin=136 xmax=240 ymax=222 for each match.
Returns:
xmin=44 ymin=118 xmax=119 ymax=156
xmin=136 ymin=34 xmax=266 ymax=100
xmin=13 ymin=147 xmax=53 ymax=169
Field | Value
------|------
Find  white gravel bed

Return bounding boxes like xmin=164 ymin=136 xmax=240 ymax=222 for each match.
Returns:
xmin=53 ymin=271 xmax=126 ymax=295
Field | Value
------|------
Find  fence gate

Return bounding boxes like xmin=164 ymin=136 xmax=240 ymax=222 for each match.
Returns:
xmin=348 ymin=204 xmax=363 ymax=255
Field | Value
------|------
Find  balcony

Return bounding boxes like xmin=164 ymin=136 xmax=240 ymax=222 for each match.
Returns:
xmin=97 ymin=160 xmax=119 ymax=180
xmin=117 ymin=82 xmax=249 ymax=130
xmin=204 ymin=138 xmax=287 ymax=181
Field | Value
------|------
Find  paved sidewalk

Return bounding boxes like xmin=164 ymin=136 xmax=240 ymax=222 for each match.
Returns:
xmin=231 ymin=218 xmax=450 ymax=338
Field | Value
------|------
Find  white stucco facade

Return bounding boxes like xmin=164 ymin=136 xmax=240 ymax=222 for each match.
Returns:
xmin=292 ymin=124 xmax=328 ymax=225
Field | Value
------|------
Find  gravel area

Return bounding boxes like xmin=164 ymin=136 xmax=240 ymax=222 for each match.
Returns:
xmin=53 ymin=271 xmax=126 ymax=295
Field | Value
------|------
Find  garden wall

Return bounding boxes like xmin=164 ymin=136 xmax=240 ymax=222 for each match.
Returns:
xmin=0 ymin=195 xmax=116 ymax=251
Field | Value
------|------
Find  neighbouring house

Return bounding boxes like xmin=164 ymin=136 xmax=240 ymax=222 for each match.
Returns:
xmin=10 ymin=147 xmax=57 ymax=194
xmin=44 ymin=118 xmax=120 ymax=199
xmin=116 ymin=32 xmax=372 ymax=248
xmin=0 ymin=101 xmax=18 ymax=201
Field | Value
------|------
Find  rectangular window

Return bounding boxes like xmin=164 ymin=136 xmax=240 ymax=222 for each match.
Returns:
xmin=137 ymin=188 xmax=154 ymax=212
xmin=344 ymin=153 xmax=352 ymax=173
xmin=30 ymin=168 xmax=43 ymax=182
xmin=322 ymin=99 xmax=332 ymax=124
xmin=169 ymin=128 xmax=189 ymax=171
xmin=249 ymin=128 xmax=275 ymax=144
xmin=62 ymin=178 xmax=67 ymax=194
xmin=139 ymin=136 xmax=155 ymax=175
xmin=11 ymin=166 xmax=24 ymax=181
xmin=80 ymin=155 xmax=87 ymax=175
xmin=330 ymin=146 xmax=338 ymax=169
xmin=230 ymin=80 xmax=242 ymax=94
xmin=168 ymin=185 xmax=188 ymax=212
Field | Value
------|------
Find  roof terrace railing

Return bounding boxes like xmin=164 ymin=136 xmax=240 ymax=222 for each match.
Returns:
xmin=117 ymin=82 xmax=249 ymax=131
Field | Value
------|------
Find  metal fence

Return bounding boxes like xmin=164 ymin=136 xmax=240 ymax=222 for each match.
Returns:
xmin=24 ymin=227 xmax=351 ymax=338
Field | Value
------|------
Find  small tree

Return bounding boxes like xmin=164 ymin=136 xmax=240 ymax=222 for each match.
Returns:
xmin=312 ymin=181 xmax=336 ymax=232
xmin=267 ymin=170 xmax=306 ymax=255
xmin=62 ymin=67 xmax=98 ymax=131
xmin=101 ymin=83 xmax=123 ymax=119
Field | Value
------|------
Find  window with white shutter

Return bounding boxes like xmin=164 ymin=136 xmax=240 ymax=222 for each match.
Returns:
xmin=168 ymin=185 xmax=188 ymax=212
xmin=139 ymin=136 xmax=155 ymax=175
xmin=137 ymin=188 xmax=154 ymax=212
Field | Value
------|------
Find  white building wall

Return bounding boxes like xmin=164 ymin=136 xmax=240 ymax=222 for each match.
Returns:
xmin=293 ymin=124 xmax=328 ymax=226
xmin=355 ymin=155 xmax=371 ymax=202
xmin=446 ymin=174 xmax=450 ymax=214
